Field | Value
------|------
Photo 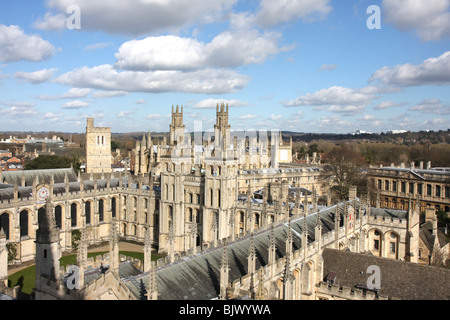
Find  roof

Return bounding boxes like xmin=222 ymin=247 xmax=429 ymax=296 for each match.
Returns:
xmin=123 ymin=201 xmax=406 ymax=300
xmin=322 ymin=248 xmax=450 ymax=300
xmin=1 ymin=168 xmax=78 ymax=186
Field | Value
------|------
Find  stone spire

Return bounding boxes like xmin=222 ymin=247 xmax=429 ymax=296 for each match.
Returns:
xmin=168 ymin=220 xmax=175 ymax=263
xmin=109 ymin=219 xmax=119 ymax=273
xmin=219 ymin=243 xmax=229 ymax=300
xmin=147 ymin=261 xmax=158 ymax=300
xmin=248 ymin=232 xmax=256 ymax=276
xmin=285 ymin=218 xmax=293 ymax=256
xmin=77 ymin=227 xmax=88 ymax=288
xmin=144 ymin=227 xmax=152 ymax=273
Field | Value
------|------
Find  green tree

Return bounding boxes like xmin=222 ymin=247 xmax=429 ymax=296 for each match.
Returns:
xmin=25 ymin=155 xmax=81 ymax=173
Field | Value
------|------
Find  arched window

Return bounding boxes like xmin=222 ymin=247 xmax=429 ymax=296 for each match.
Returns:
xmin=38 ymin=207 xmax=46 ymax=226
xmin=111 ymin=197 xmax=116 ymax=218
xmin=188 ymin=208 xmax=193 ymax=222
xmin=99 ymin=199 xmax=104 ymax=222
xmin=55 ymin=206 xmax=62 ymax=229
xmin=71 ymin=203 xmax=77 ymax=227
xmin=0 ymin=213 xmax=9 ymax=240
xmin=85 ymin=201 xmax=91 ymax=225
xmin=20 ymin=210 xmax=29 ymax=238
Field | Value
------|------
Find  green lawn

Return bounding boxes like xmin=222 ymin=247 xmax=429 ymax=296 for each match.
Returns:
xmin=8 ymin=251 xmax=161 ymax=295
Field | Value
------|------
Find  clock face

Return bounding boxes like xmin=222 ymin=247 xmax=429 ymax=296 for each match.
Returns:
xmin=38 ymin=187 xmax=50 ymax=201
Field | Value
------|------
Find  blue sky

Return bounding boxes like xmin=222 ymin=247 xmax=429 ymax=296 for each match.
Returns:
xmin=0 ymin=0 xmax=449 ymax=134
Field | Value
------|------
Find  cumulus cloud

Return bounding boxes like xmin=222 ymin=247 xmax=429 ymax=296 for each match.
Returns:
xmin=34 ymin=0 xmax=236 ymax=35
xmin=37 ymin=87 xmax=91 ymax=100
xmin=62 ymin=100 xmax=89 ymax=109
xmin=238 ymin=114 xmax=257 ymax=120
xmin=55 ymin=64 xmax=248 ymax=94
xmin=374 ymin=101 xmax=405 ymax=110
xmin=116 ymin=110 xmax=135 ymax=118
xmin=382 ymin=0 xmax=450 ymax=41
xmin=91 ymin=90 xmax=129 ymax=99
xmin=283 ymin=86 xmax=377 ymax=109
xmin=255 ymin=0 xmax=332 ymax=26
xmin=320 ymin=64 xmax=337 ymax=71
xmin=370 ymin=51 xmax=450 ymax=86
xmin=193 ymin=99 xmax=250 ymax=109
xmin=114 ymin=30 xmax=281 ymax=71
xmin=14 ymin=68 xmax=57 ymax=84
xmin=0 ymin=25 xmax=56 ymax=63
xmin=409 ymin=99 xmax=450 ymax=114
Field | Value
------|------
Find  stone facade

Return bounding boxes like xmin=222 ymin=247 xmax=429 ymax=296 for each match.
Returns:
xmin=85 ymin=118 xmax=112 ymax=174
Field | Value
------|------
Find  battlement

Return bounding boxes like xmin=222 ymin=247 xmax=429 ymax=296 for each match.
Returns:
xmin=316 ymin=281 xmax=388 ymax=300
xmin=368 ymin=214 xmax=406 ymax=227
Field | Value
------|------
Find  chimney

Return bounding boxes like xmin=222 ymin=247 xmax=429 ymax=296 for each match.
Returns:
xmin=426 ymin=161 xmax=431 ymax=170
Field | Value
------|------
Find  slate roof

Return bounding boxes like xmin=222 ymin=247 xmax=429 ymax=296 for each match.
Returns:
xmin=322 ymin=248 xmax=450 ymax=300
xmin=1 ymin=168 xmax=78 ymax=186
xmin=122 ymin=201 xmax=390 ymax=300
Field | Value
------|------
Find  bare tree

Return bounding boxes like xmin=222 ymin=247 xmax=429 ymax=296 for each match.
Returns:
xmin=319 ymin=145 xmax=367 ymax=201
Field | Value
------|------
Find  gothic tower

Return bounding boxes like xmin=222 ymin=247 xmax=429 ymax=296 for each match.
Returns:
xmin=169 ymin=105 xmax=185 ymax=146
xmin=85 ymin=118 xmax=112 ymax=174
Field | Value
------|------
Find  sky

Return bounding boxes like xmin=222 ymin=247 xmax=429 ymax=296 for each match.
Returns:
xmin=0 ymin=0 xmax=449 ymax=134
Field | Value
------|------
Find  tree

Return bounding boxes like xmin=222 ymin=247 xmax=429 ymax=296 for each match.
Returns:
xmin=319 ymin=145 xmax=367 ymax=201
xmin=25 ymin=155 xmax=81 ymax=173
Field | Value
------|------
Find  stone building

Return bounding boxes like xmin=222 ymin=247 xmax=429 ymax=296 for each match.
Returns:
xmin=1 ymin=105 xmax=448 ymax=300
xmin=367 ymin=162 xmax=450 ymax=213
xmin=85 ymin=118 xmax=112 ymax=174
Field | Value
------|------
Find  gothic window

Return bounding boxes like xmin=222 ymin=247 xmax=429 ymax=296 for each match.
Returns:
xmin=189 ymin=193 xmax=193 ymax=203
xmin=38 ymin=207 xmax=46 ymax=226
xmin=85 ymin=201 xmax=91 ymax=225
xmin=210 ymin=188 xmax=214 ymax=207
xmin=390 ymin=242 xmax=396 ymax=254
xmin=55 ymin=205 xmax=62 ymax=229
xmin=165 ymin=184 xmax=169 ymax=200
xmin=20 ymin=210 xmax=29 ymax=238
xmin=111 ymin=197 xmax=116 ymax=218
xmin=172 ymin=185 xmax=175 ymax=201
xmin=196 ymin=194 xmax=201 ymax=205
xmin=188 ymin=208 xmax=193 ymax=222
xmin=71 ymin=203 xmax=77 ymax=227
xmin=99 ymin=199 xmax=104 ymax=222
xmin=374 ymin=239 xmax=379 ymax=251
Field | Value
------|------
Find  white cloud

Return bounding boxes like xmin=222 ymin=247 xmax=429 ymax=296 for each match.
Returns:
xmin=409 ymin=99 xmax=450 ymax=114
xmin=0 ymin=25 xmax=56 ymax=63
xmin=84 ymin=42 xmax=114 ymax=51
xmin=91 ymin=90 xmax=129 ymax=99
xmin=193 ymin=99 xmax=250 ymax=109
xmin=145 ymin=114 xmax=162 ymax=120
xmin=370 ymin=51 xmax=450 ymax=86
xmin=255 ymin=0 xmax=332 ymax=26
xmin=374 ymin=101 xmax=404 ymax=110
xmin=283 ymin=86 xmax=377 ymax=108
xmin=382 ymin=0 xmax=450 ymax=41
xmin=14 ymin=68 xmax=57 ymax=84
xmin=270 ymin=114 xmax=282 ymax=121
xmin=114 ymin=30 xmax=281 ymax=71
xmin=62 ymin=100 xmax=89 ymax=109
xmin=136 ymin=99 xmax=146 ymax=104
xmin=238 ymin=114 xmax=257 ymax=120
xmin=55 ymin=64 xmax=248 ymax=94
xmin=37 ymin=88 xmax=91 ymax=100
xmin=320 ymin=64 xmax=337 ymax=71
xmin=116 ymin=110 xmax=135 ymax=118
xmin=34 ymin=0 xmax=237 ymax=35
